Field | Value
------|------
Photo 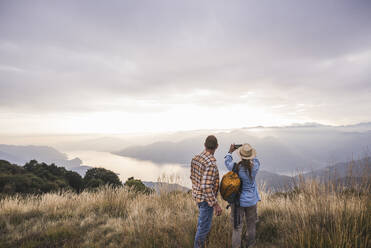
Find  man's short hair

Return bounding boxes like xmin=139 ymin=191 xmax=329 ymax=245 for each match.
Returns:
xmin=204 ymin=135 xmax=218 ymax=150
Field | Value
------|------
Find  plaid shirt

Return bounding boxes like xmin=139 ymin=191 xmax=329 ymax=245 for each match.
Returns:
xmin=190 ymin=150 xmax=220 ymax=207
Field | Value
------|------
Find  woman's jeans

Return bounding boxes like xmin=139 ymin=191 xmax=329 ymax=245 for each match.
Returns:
xmin=231 ymin=204 xmax=257 ymax=248
xmin=194 ymin=201 xmax=213 ymax=248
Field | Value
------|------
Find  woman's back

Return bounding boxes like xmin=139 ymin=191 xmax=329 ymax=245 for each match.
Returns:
xmin=238 ymin=158 xmax=260 ymax=207
xmin=224 ymin=144 xmax=260 ymax=248
xmin=224 ymin=152 xmax=261 ymax=207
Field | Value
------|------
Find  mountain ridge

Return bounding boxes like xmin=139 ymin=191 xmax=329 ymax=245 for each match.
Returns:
xmin=0 ymin=144 xmax=92 ymax=176
xmin=113 ymin=124 xmax=371 ymax=173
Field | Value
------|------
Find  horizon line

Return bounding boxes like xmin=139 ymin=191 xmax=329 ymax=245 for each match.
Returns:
xmin=0 ymin=121 xmax=370 ymax=137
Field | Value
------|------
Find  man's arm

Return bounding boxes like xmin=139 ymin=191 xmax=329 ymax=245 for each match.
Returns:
xmin=213 ymin=166 xmax=219 ymax=197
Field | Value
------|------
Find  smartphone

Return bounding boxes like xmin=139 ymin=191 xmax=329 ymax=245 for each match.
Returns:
xmin=234 ymin=144 xmax=243 ymax=149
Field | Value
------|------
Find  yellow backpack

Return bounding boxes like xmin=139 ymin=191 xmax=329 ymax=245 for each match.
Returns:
xmin=220 ymin=163 xmax=241 ymax=204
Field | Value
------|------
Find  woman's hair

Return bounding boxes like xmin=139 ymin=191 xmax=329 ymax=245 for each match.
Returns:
xmin=239 ymin=159 xmax=253 ymax=179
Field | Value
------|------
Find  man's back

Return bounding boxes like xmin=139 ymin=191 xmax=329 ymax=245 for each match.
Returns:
xmin=190 ymin=150 xmax=219 ymax=207
xmin=191 ymin=135 xmax=221 ymax=248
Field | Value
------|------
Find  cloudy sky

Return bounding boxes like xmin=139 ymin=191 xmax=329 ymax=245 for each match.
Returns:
xmin=0 ymin=0 xmax=370 ymax=134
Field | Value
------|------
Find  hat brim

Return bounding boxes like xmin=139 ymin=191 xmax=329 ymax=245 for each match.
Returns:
xmin=238 ymin=147 xmax=256 ymax=160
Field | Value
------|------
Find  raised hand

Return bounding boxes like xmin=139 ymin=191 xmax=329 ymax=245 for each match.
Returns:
xmin=229 ymin=144 xmax=238 ymax=153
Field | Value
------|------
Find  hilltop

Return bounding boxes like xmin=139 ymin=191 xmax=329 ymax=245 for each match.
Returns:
xmin=0 ymin=177 xmax=369 ymax=247
xmin=0 ymin=157 xmax=370 ymax=247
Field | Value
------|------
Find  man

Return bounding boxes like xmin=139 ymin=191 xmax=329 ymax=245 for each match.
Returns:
xmin=190 ymin=135 xmax=222 ymax=248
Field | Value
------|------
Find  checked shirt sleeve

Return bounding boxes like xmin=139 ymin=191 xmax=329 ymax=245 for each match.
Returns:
xmin=201 ymin=162 xmax=219 ymax=207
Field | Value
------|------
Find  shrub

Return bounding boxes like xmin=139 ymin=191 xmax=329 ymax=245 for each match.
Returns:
xmin=65 ymin=171 xmax=84 ymax=192
xmin=84 ymin=168 xmax=122 ymax=189
xmin=124 ymin=177 xmax=153 ymax=194
xmin=0 ymin=160 xmax=83 ymax=194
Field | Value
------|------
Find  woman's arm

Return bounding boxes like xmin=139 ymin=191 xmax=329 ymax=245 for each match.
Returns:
xmin=224 ymin=144 xmax=238 ymax=171
xmin=253 ymin=158 xmax=260 ymax=171
xmin=224 ymin=153 xmax=234 ymax=171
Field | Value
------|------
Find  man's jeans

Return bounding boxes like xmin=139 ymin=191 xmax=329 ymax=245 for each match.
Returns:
xmin=194 ymin=201 xmax=213 ymax=248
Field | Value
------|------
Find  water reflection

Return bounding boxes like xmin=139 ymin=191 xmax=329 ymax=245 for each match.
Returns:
xmin=65 ymin=150 xmax=191 ymax=188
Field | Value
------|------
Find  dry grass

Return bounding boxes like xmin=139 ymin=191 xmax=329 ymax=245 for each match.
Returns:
xmin=0 ymin=178 xmax=370 ymax=248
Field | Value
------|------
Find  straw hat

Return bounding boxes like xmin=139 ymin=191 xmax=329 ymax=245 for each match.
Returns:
xmin=237 ymin=143 xmax=256 ymax=160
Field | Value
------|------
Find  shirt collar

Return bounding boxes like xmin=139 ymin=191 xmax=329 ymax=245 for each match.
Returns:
xmin=203 ymin=150 xmax=214 ymax=158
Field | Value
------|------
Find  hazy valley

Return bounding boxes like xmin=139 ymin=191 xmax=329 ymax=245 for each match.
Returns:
xmin=1 ymin=123 xmax=370 ymax=191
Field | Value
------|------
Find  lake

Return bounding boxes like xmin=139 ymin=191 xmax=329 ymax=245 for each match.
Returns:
xmin=64 ymin=150 xmax=192 ymax=188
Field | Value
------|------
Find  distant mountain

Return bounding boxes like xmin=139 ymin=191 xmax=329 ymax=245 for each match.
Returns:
xmin=0 ymin=144 xmax=67 ymax=165
xmin=142 ymin=158 xmax=369 ymax=193
xmin=258 ymin=158 xmax=370 ymax=191
xmin=142 ymin=171 xmax=293 ymax=192
xmin=68 ymin=165 xmax=92 ymax=176
xmin=338 ymin=122 xmax=371 ymax=132
xmin=114 ymin=140 xmax=200 ymax=165
xmin=143 ymin=181 xmax=190 ymax=193
xmin=0 ymin=150 xmax=21 ymax=164
xmin=113 ymin=124 xmax=371 ymax=173
xmin=300 ymin=157 xmax=371 ymax=183
xmin=256 ymin=170 xmax=293 ymax=191
xmin=0 ymin=144 xmax=92 ymax=176
xmin=113 ymin=131 xmax=315 ymax=173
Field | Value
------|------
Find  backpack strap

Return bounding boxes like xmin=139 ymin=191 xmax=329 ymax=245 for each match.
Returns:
xmin=232 ymin=162 xmax=241 ymax=173
xmin=232 ymin=161 xmax=242 ymax=228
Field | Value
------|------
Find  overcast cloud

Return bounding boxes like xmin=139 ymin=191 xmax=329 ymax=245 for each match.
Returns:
xmin=0 ymin=0 xmax=370 ymax=133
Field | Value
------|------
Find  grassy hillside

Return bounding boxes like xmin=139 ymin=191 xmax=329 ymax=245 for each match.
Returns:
xmin=0 ymin=178 xmax=369 ymax=248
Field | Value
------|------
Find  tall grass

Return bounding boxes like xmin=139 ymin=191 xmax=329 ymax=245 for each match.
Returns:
xmin=0 ymin=177 xmax=370 ymax=247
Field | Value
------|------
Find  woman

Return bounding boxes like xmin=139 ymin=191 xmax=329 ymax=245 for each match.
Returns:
xmin=224 ymin=143 xmax=260 ymax=248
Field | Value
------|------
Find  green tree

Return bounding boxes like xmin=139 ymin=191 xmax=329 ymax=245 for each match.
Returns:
xmin=65 ymin=171 xmax=84 ymax=192
xmin=83 ymin=168 xmax=122 ymax=189
xmin=0 ymin=160 xmax=84 ymax=194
